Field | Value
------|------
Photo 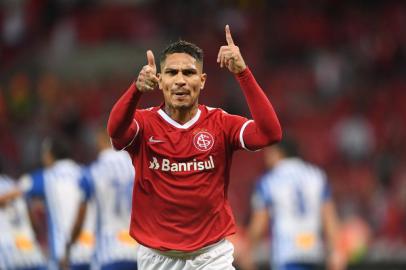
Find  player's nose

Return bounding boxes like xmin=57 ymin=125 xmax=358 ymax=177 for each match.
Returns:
xmin=174 ymin=73 xmax=186 ymax=86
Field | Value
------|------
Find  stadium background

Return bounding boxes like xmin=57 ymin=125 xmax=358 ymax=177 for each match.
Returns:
xmin=1 ymin=0 xmax=405 ymax=269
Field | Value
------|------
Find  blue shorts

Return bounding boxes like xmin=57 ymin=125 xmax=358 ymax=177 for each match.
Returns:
xmin=280 ymin=263 xmax=319 ymax=270
xmin=18 ymin=267 xmax=47 ymax=270
xmin=101 ymin=261 xmax=138 ymax=270
xmin=71 ymin=264 xmax=91 ymax=270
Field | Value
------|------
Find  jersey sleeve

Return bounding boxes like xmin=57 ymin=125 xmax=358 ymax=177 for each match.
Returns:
xmin=111 ymin=110 xmax=142 ymax=151
xmin=79 ymin=167 xmax=94 ymax=201
xmin=321 ymin=174 xmax=332 ymax=202
xmin=235 ymin=68 xmax=282 ymax=150
xmin=251 ymin=176 xmax=271 ymax=211
xmin=19 ymin=170 xmax=45 ymax=198
xmin=221 ymin=111 xmax=252 ymax=151
xmin=107 ymin=83 xmax=144 ymax=150
xmin=129 ymin=109 xmax=146 ymax=148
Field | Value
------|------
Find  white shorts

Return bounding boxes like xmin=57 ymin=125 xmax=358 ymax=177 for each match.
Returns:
xmin=137 ymin=239 xmax=235 ymax=270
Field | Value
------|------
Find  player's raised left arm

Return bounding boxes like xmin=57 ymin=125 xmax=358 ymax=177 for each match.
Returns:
xmin=218 ymin=25 xmax=282 ymax=149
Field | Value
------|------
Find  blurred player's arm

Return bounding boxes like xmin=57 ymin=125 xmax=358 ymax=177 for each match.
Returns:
xmin=217 ymin=25 xmax=282 ymax=150
xmin=60 ymin=171 xmax=92 ymax=270
xmin=26 ymin=197 xmax=46 ymax=243
xmin=0 ymin=188 xmax=22 ymax=206
xmin=107 ymin=50 xmax=158 ymax=150
xmin=60 ymin=201 xmax=87 ymax=270
xmin=67 ymin=202 xmax=88 ymax=249
xmin=248 ymin=208 xmax=269 ymax=247
xmin=322 ymin=197 xmax=346 ymax=270
xmin=248 ymin=204 xmax=269 ymax=270
xmin=0 ymin=172 xmax=41 ymax=206
xmin=323 ymin=200 xmax=339 ymax=254
xmin=248 ymin=182 xmax=270 ymax=269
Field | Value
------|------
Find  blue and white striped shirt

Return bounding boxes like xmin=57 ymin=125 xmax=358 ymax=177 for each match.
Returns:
xmin=252 ymin=158 xmax=331 ymax=269
xmin=19 ymin=159 xmax=96 ymax=268
xmin=80 ymin=148 xmax=137 ymax=266
xmin=0 ymin=174 xmax=46 ymax=269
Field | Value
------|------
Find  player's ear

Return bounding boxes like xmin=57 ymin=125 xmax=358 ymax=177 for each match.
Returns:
xmin=157 ymin=73 xmax=162 ymax=90
xmin=200 ymin=73 xmax=207 ymax=90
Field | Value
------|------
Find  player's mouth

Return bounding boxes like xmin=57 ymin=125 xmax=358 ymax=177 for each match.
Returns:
xmin=172 ymin=90 xmax=190 ymax=98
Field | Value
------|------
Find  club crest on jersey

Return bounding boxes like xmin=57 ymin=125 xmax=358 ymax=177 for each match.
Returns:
xmin=193 ymin=131 xmax=214 ymax=151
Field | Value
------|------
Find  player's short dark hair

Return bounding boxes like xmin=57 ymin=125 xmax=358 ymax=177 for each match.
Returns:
xmin=160 ymin=40 xmax=203 ymax=65
xmin=42 ymin=137 xmax=72 ymax=160
xmin=277 ymin=137 xmax=299 ymax=158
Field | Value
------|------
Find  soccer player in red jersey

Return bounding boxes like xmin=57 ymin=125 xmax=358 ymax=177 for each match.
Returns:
xmin=107 ymin=25 xmax=282 ymax=269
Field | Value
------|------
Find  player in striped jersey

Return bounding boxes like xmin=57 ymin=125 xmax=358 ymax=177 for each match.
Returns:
xmin=249 ymin=139 xmax=346 ymax=270
xmin=17 ymin=138 xmax=96 ymax=270
xmin=63 ymin=129 xmax=138 ymax=270
xmin=0 ymin=169 xmax=46 ymax=270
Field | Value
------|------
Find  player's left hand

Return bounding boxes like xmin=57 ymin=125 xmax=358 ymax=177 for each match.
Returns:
xmin=217 ymin=25 xmax=247 ymax=74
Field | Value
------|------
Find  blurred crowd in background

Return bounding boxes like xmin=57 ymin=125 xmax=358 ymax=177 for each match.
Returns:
xmin=1 ymin=0 xmax=406 ymax=266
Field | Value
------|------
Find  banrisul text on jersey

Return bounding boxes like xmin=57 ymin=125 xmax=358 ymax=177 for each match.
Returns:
xmin=149 ymin=156 xmax=215 ymax=172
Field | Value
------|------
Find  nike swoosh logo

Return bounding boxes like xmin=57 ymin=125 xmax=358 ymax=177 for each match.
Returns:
xmin=149 ymin=136 xmax=164 ymax=143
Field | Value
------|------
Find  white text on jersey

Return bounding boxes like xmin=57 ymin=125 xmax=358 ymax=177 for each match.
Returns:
xmin=149 ymin=156 xmax=215 ymax=172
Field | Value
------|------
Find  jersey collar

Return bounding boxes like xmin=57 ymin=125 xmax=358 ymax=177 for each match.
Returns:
xmin=157 ymin=108 xmax=202 ymax=129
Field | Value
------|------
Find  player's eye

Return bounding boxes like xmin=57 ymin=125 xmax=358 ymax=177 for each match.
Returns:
xmin=165 ymin=69 xmax=178 ymax=76
xmin=183 ymin=69 xmax=197 ymax=76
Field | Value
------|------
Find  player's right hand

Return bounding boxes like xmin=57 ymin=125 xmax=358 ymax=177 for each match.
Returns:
xmin=135 ymin=50 xmax=158 ymax=92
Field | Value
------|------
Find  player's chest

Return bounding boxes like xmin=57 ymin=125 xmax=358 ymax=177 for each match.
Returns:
xmin=142 ymin=125 xmax=224 ymax=158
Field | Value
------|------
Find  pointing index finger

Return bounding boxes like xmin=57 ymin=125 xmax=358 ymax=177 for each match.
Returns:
xmin=146 ymin=50 xmax=156 ymax=68
xmin=225 ymin=25 xmax=234 ymax=45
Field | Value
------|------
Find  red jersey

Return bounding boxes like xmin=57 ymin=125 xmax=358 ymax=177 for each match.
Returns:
xmin=126 ymin=104 xmax=250 ymax=251
xmin=108 ymin=68 xmax=282 ymax=251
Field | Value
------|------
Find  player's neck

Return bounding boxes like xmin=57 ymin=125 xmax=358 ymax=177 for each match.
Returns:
xmin=164 ymin=104 xmax=199 ymax=125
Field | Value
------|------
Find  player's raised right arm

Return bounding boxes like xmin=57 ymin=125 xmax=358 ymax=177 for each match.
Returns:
xmin=107 ymin=50 xmax=158 ymax=150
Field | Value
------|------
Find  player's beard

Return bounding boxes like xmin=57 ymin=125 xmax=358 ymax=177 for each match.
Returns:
xmin=172 ymin=102 xmax=197 ymax=111
xmin=171 ymin=94 xmax=198 ymax=110
xmin=164 ymin=100 xmax=199 ymax=118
